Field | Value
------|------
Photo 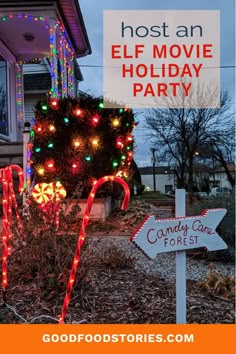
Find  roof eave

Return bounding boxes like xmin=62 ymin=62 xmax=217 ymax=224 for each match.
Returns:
xmin=57 ymin=0 xmax=92 ymax=58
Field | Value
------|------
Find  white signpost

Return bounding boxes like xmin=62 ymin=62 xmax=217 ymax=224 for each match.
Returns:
xmin=130 ymin=189 xmax=227 ymax=323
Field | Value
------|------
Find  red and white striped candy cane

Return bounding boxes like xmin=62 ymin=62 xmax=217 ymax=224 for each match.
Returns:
xmin=0 ymin=165 xmax=24 ymax=299
xmin=7 ymin=165 xmax=24 ymax=241
xmin=59 ymin=175 xmax=130 ymax=323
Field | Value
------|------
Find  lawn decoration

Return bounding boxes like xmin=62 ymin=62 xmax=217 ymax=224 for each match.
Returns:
xmin=0 ymin=165 xmax=24 ymax=300
xmin=131 ymin=209 xmax=228 ymax=258
xmin=32 ymin=181 xmax=66 ymax=229
xmin=32 ymin=182 xmax=54 ymax=204
xmin=59 ymin=175 xmax=130 ymax=323
xmin=131 ymin=189 xmax=228 ymax=324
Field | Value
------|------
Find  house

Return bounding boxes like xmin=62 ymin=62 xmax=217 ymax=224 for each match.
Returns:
xmin=0 ymin=0 xmax=91 ymax=166
xmin=139 ymin=166 xmax=175 ymax=194
xmin=139 ymin=163 xmax=234 ymax=194
xmin=209 ymin=164 xmax=235 ymax=190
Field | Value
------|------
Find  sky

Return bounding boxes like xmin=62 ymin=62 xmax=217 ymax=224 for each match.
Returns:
xmin=78 ymin=0 xmax=235 ymax=167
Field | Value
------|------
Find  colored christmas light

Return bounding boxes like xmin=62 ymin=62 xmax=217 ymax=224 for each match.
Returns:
xmin=25 ymin=137 xmax=34 ymax=190
xmin=16 ymin=63 xmax=24 ymax=127
xmin=59 ymin=175 xmax=130 ymax=323
xmin=74 ymin=108 xmax=82 ymax=117
xmin=46 ymin=160 xmax=55 ymax=170
xmin=35 ymin=147 xmax=41 ymax=153
xmin=112 ymin=160 xmax=119 ymax=168
xmin=116 ymin=137 xmax=124 ymax=149
xmin=47 ymin=142 xmax=54 ymax=149
xmin=98 ymin=102 xmax=104 ymax=108
xmin=0 ymin=13 xmax=75 ymax=99
xmin=50 ymin=99 xmax=58 ymax=108
xmin=38 ymin=167 xmax=45 ymax=176
xmin=91 ymin=115 xmax=100 ymax=126
xmin=41 ymin=104 xmax=48 ymax=112
xmin=73 ymin=139 xmax=81 ymax=148
xmin=49 ymin=124 xmax=56 ymax=132
xmin=112 ymin=118 xmax=120 ymax=127
xmin=127 ymin=135 xmax=133 ymax=142
xmin=32 ymin=96 xmax=136 ymax=197
xmin=91 ymin=138 xmax=99 ymax=147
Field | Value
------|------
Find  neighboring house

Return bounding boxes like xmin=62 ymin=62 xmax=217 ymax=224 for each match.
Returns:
xmin=140 ymin=164 xmax=234 ymax=193
xmin=209 ymin=164 xmax=235 ymax=189
xmin=0 ymin=0 xmax=91 ymax=166
xmin=139 ymin=166 xmax=175 ymax=194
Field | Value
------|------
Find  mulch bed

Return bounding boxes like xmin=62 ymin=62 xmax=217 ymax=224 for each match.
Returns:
xmin=0 ymin=265 xmax=234 ymax=324
xmin=0 ymin=199 xmax=235 ymax=324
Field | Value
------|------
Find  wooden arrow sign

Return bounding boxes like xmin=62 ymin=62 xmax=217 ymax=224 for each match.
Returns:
xmin=131 ymin=209 xmax=227 ymax=259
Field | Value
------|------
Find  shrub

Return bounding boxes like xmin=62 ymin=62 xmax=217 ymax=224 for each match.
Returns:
xmin=187 ymin=194 xmax=235 ymax=262
xmin=198 ymin=263 xmax=235 ymax=299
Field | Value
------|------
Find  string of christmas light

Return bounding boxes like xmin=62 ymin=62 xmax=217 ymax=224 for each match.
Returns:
xmin=16 ymin=62 xmax=24 ymax=127
xmin=32 ymin=96 xmax=137 ymax=196
xmin=25 ymin=137 xmax=34 ymax=189
xmin=0 ymin=165 xmax=24 ymax=300
xmin=1 ymin=13 xmax=75 ymax=99
xmin=59 ymin=175 xmax=130 ymax=323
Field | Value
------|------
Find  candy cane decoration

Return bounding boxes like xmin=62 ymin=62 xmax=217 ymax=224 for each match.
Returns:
xmin=51 ymin=182 xmax=67 ymax=230
xmin=0 ymin=165 xmax=24 ymax=299
xmin=59 ymin=175 xmax=130 ymax=323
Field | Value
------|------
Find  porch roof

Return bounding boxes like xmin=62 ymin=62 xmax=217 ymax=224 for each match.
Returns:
xmin=0 ymin=0 xmax=91 ymax=60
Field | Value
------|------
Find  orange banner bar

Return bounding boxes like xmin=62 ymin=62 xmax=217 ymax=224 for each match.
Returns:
xmin=0 ymin=324 xmax=235 ymax=354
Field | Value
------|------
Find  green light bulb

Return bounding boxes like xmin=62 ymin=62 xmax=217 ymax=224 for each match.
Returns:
xmin=41 ymin=104 xmax=48 ymax=112
xmin=47 ymin=142 xmax=54 ymax=148
xmin=35 ymin=147 xmax=41 ymax=153
xmin=99 ymin=102 xmax=104 ymax=108
xmin=85 ymin=156 xmax=91 ymax=161
xmin=64 ymin=117 xmax=69 ymax=124
xmin=112 ymin=161 xmax=118 ymax=168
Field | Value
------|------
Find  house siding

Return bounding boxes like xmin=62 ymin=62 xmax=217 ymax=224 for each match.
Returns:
xmin=24 ymin=94 xmax=45 ymax=126
xmin=141 ymin=174 xmax=175 ymax=193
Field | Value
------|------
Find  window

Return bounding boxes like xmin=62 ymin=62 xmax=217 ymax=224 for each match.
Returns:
xmin=0 ymin=55 xmax=8 ymax=136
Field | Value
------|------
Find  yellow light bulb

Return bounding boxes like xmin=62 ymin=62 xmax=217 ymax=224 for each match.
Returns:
xmin=38 ymin=168 xmax=45 ymax=176
xmin=74 ymin=140 xmax=80 ymax=148
xmin=112 ymin=118 xmax=120 ymax=127
xmin=49 ymin=124 xmax=56 ymax=132
xmin=92 ymin=139 xmax=99 ymax=146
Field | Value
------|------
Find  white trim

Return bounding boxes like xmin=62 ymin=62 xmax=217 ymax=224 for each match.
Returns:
xmin=0 ymin=39 xmax=16 ymax=63
xmin=0 ymin=40 xmax=18 ymax=141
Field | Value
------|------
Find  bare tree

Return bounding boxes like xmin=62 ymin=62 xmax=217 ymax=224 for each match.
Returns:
xmin=145 ymin=90 xmax=234 ymax=194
